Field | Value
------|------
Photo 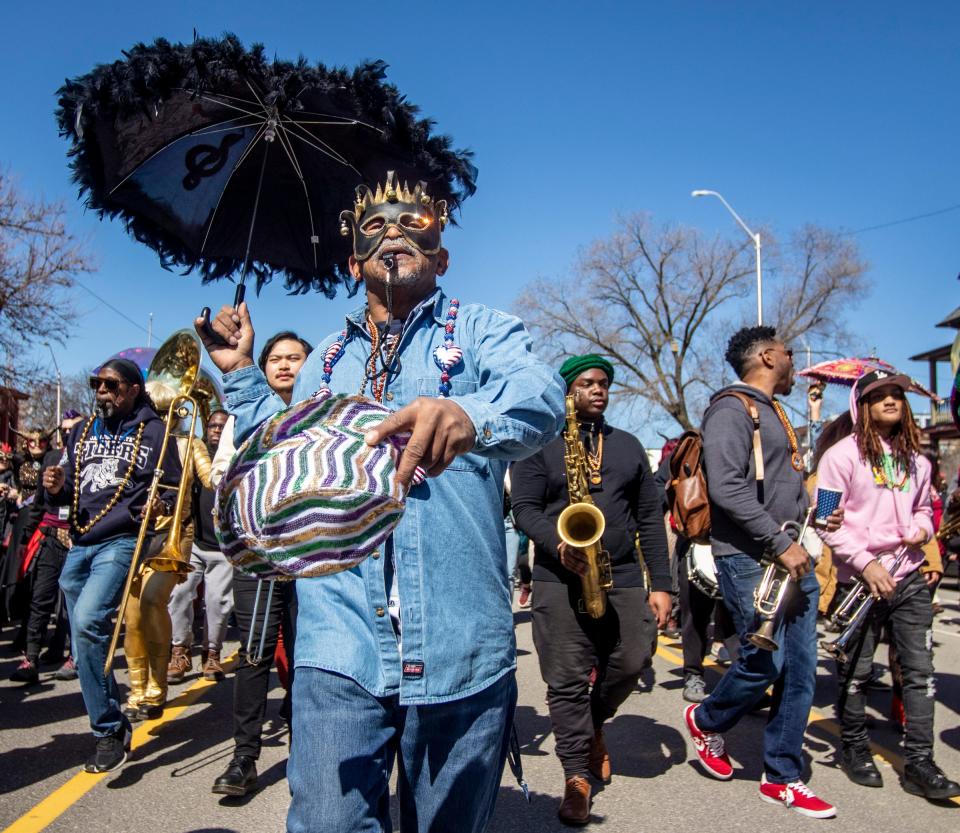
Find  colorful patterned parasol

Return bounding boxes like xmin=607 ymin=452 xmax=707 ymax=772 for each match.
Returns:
xmin=798 ymin=356 xmax=939 ymax=400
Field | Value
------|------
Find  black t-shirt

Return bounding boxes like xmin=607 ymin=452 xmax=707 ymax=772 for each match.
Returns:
xmin=192 ymin=480 xmax=219 ymax=550
xmin=510 ymin=421 xmax=670 ymax=591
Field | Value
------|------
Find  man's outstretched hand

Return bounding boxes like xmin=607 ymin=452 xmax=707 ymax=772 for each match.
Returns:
xmin=364 ymin=397 xmax=477 ymax=487
xmin=194 ymin=302 xmax=256 ymax=375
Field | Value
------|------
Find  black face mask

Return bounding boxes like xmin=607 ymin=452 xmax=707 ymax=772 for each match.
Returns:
xmin=339 ymin=173 xmax=447 ymax=263
xmin=350 ymin=198 xmax=442 ymax=263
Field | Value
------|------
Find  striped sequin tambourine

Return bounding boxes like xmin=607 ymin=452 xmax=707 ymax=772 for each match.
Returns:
xmin=215 ymin=392 xmax=411 ymax=579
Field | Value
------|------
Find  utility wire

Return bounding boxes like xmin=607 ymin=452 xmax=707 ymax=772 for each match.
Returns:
xmin=848 ymin=203 xmax=960 ymax=235
xmin=73 ymin=279 xmax=151 ymax=336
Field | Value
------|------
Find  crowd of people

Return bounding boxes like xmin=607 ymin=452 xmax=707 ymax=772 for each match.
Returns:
xmin=2 ymin=170 xmax=959 ymax=832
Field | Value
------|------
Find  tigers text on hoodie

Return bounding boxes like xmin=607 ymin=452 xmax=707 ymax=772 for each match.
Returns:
xmin=52 ymin=404 xmax=182 ymax=547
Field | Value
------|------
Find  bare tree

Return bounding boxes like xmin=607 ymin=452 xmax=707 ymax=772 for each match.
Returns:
xmin=0 ymin=170 xmax=95 ymax=388
xmin=515 ymin=213 xmax=869 ymax=432
xmin=18 ymin=369 xmax=96 ymax=431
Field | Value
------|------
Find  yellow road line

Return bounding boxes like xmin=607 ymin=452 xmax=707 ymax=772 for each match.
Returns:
xmin=655 ymin=639 xmax=960 ymax=806
xmin=3 ymin=653 xmax=238 ymax=833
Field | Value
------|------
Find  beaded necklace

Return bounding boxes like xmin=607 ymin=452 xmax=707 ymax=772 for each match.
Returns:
xmin=319 ymin=298 xmax=462 ymax=400
xmin=365 ymin=318 xmax=402 ymax=404
xmin=872 ymin=454 xmax=910 ymax=491
xmin=771 ymin=400 xmax=805 ymax=472
xmin=71 ymin=415 xmax=145 ymax=535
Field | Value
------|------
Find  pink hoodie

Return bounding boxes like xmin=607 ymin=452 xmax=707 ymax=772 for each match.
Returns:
xmin=816 ymin=386 xmax=933 ymax=584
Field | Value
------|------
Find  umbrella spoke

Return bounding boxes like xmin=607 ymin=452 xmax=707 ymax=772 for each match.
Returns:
xmin=275 ymin=125 xmax=320 ymax=266
xmin=199 ymin=122 xmax=269 ymax=255
xmin=181 ymin=90 xmax=266 ymax=120
xmin=283 ymin=119 xmax=359 ymax=171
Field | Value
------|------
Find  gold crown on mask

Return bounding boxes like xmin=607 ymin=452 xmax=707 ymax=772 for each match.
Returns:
xmin=340 ymin=171 xmax=448 ymax=236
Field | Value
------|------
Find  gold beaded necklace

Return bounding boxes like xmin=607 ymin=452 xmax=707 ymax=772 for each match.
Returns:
xmin=71 ymin=415 xmax=145 ymax=535
xmin=771 ymin=400 xmax=805 ymax=472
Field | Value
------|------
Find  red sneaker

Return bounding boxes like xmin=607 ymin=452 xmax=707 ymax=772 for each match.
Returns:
xmin=684 ymin=704 xmax=733 ymax=780
xmin=759 ymin=775 xmax=836 ymax=818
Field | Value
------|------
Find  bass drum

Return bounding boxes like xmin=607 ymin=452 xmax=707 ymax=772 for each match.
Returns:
xmin=687 ymin=542 xmax=721 ymax=599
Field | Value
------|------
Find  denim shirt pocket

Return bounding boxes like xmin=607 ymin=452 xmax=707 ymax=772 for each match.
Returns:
xmin=416 ymin=377 xmax=486 ymax=473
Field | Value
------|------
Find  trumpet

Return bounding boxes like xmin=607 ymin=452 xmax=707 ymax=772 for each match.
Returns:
xmin=557 ymin=394 xmax=612 ymax=619
xmin=820 ymin=545 xmax=909 ymax=663
xmin=747 ymin=508 xmax=814 ymax=652
xmin=103 ymin=331 xmax=206 ymax=676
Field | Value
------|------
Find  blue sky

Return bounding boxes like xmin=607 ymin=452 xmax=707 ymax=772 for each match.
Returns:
xmin=1 ymin=2 xmax=957 ymax=441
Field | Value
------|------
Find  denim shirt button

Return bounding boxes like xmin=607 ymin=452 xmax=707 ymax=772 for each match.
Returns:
xmin=385 ymin=391 xmax=394 ymax=401
xmin=375 ymin=606 xmax=385 ymax=617
xmin=483 ymin=426 xmax=492 ymax=439
xmin=371 ymin=550 xmax=381 ymax=560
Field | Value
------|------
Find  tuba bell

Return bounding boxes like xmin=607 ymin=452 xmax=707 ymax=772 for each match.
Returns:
xmin=103 ymin=330 xmax=206 ymax=675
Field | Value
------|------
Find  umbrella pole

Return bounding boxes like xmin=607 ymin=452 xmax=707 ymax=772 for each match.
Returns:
xmin=234 ymin=135 xmax=274 ymax=308
xmin=200 ymin=129 xmax=275 ymax=336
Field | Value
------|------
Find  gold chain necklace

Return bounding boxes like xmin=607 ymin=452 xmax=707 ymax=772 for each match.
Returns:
xmin=71 ymin=416 xmax=145 ymax=535
xmin=771 ymin=401 xmax=804 ymax=472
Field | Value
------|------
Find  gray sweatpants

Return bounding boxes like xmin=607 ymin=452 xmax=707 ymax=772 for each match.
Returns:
xmin=167 ymin=544 xmax=235 ymax=651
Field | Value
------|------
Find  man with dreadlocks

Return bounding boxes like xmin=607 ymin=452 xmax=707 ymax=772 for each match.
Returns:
xmin=817 ymin=369 xmax=960 ymax=801
xmin=43 ymin=358 xmax=180 ymax=773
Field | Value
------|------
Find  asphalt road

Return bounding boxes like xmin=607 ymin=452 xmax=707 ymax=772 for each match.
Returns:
xmin=2 ymin=580 xmax=959 ymax=833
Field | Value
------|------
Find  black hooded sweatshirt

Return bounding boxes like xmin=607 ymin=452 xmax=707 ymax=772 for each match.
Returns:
xmin=52 ymin=403 xmax=181 ymax=547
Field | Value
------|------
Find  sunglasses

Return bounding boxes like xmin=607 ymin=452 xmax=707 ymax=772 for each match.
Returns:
xmin=88 ymin=376 xmax=125 ymax=393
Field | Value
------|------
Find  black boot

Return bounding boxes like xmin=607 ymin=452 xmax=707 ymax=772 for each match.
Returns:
xmin=902 ymin=758 xmax=960 ymax=801
xmin=212 ymin=755 xmax=258 ymax=796
xmin=840 ymin=744 xmax=882 ymax=787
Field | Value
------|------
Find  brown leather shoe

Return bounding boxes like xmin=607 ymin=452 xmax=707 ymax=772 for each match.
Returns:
xmin=588 ymin=729 xmax=611 ymax=782
xmin=558 ymin=775 xmax=591 ymax=826
xmin=203 ymin=650 xmax=224 ymax=681
xmin=167 ymin=645 xmax=191 ymax=683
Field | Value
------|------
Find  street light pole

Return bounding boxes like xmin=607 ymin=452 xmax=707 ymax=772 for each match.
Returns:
xmin=691 ymin=189 xmax=763 ymax=325
xmin=45 ymin=342 xmax=62 ymax=443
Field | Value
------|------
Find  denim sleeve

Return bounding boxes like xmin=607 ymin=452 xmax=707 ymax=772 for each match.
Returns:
xmin=453 ymin=308 xmax=566 ymax=460
xmin=702 ymin=401 xmax=792 ymax=555
xmin=222 ymin=365 xmax=286 ymax=444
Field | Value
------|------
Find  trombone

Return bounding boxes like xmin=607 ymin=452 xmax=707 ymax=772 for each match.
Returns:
xmin=103 ymin=331 xmax=205 ymax=676
xmin=820 ymin=545 xmax=909 ymax=663
xmin=747 ymin=508 xmax=814 ymax=652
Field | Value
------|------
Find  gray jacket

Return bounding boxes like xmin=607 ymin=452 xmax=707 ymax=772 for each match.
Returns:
xmin=701 ymin=383 xmax=808 ymax=558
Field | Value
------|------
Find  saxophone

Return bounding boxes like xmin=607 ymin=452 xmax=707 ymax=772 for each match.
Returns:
xmin=557 ymin=393 xmax=613 ymax=618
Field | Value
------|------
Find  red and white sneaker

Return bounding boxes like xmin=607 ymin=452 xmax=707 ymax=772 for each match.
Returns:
xmin=759 ymin=775 xmax=836 ymax=818
xmin=684 ymin=704 xmax=733 ymax=780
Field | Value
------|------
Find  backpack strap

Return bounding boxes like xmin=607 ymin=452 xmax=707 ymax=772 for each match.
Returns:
xmin=714 ymin=391 xmax=764 ymax=482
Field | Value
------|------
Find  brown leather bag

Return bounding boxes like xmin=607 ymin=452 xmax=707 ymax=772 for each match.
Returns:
xmin=666 ymin=392 xmax=763 ymax=544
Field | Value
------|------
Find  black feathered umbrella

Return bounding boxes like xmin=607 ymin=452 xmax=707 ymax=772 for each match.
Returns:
xmin=56 ymin=34 xmax=477 ymax=300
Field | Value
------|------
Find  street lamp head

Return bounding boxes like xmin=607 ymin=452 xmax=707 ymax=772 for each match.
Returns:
xmin=691 ymin=189 xmax=715 ymax=198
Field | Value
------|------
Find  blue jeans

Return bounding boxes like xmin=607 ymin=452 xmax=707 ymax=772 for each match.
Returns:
xmin=287 ymin=668 xmax=517 ymax=833
xmin=59 ymin=538 xmax=136 ymax=737
xmin=695 ymin=553 xmax=819 ymax=783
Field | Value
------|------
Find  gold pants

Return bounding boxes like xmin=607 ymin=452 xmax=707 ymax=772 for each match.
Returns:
xmin=124 ymin=565 xmax=180 ymax=709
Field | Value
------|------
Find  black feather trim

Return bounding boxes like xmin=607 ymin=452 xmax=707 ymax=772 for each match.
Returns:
xmin=55 ymin=33 xmax=477 ymax=296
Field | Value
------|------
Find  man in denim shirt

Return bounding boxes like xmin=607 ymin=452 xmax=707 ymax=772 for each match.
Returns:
xmin=196 ymin=172 xmax=565 ymax=832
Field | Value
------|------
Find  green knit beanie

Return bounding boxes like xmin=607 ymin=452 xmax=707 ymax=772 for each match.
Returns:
xmin=558 ymin=354 xmax=615 ymax=389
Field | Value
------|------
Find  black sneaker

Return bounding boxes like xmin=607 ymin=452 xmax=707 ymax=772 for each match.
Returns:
xmin=54 ymin=656 xmax=78 ymax=681
xmin=83 ymin=725 xmax=132 ymax=773
xmin=840 ymin=744 xmax=882 ymax=787
xmin=212 ymin=755 xmax=258 ymax=796
xmin=902 ymin=758 xmax=960 ymax=801
xmin=9 ymin=658 xmax=39 ymax=684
